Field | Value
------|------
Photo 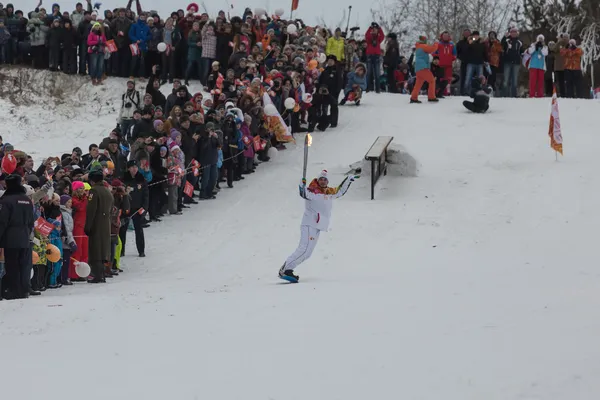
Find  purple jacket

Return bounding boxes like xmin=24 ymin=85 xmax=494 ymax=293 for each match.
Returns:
xmin=241 ymin=123 xmax=254 ymax=158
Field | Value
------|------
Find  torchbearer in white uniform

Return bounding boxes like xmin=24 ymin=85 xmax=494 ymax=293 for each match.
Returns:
xmin=279 ymin=169 xmax=356 ymax=283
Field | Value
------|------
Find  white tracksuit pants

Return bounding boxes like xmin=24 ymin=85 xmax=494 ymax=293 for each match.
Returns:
xmin=284 ymin=225 xmax=321 ymax=271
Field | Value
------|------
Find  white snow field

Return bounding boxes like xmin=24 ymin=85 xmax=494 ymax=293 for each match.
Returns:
xmin=2 ymin=72 xmax=600 ymax=400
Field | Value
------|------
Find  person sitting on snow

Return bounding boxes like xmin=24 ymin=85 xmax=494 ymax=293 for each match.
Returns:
xmin=430 ymin=56 xmax=449 ymax=98
xmin=463 ymin=75 xmax=492 ymax=113
xmin=340 ymin=63 xmax=367 ymax=106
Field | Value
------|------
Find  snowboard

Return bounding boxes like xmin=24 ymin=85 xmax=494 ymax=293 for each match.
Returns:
xmin=279 ymin=275 xmax=299 ymax=283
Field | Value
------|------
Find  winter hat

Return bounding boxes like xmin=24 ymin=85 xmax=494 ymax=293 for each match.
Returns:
xmin=569 ymin=39 xmax=576 ymax=46
xmin=187 ymin=2 xmax=199 ymax=12
xmin=5 ymin=174 xmax=22 ymax=190
xmin=111 ymin=179 xmax=123 ymax=187
xmin=244 ymin=114 xmax=252 ymax=125
xmin=60 ymin=195 xmax=71 ymax=205
xmin=92 ymin=22 xmax=101 ymax=29
xmin=510 ymin=27 xmax=519 ymax=33
xmin=23 ymin=184 xmax=34 ymax=197
xmin=418 ymin=35 xmax=427 ymax=43
xmin=170 ymin=129 xmax=181 ymax=140
xmin=537 ymin=34 xmax=545 ymax=42
xmin=88 ymin=169 xmax=103 ymax=183
xmin=318 ymin=170 xmax=328 ymax=181
xmin=153 ymin=119 xmax=163 ymax=129
xmin=170 ymin=145 xmax=181 ymax=153
xmin=206 ymin=122 xmax=216 ymax=131
xmin=160 ymin=146 xmax=168 ymax=154
xmin=52 ymin=219 xmax=61 ymax=227
xmin=212 ymin=61 xmax=220 ymax=68
xmin=72 ymin=181 xmax=85 ymax=191
xmin=472 ymin=31 xmax=480 ymax=36
xmin=127 ymin=160 xmax=138 ymax=168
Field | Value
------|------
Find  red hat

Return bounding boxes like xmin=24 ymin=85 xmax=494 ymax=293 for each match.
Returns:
xmin=111 ymin=178 xmax=124 ymax=187
xmin=187 ymin=3 xmax=199 ymax=12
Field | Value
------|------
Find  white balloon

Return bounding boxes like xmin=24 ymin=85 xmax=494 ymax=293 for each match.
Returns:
xmin=274 ymin=8 xmax=284 ymax=17
xmin=254 ymin=7 xmax=266 ymax=16
xmin=75 ymin=262 xmax=91 ymax=278
xmin=284 ymin=97 xmax=296 ymax=110
xmin=264 ymin=104 xmax=278 ymax=116
xmin=267 ymin=146 xmax=279 ymax=159
xmin=287 ymin=24 xmax=297 ymax=35
xmin=317 ymin=53 xmax=327 ymax=64
xmin=302 ymin=93 xmax=313 ymax=103
xmin=157 ymin=42 xmax=167 ymax=52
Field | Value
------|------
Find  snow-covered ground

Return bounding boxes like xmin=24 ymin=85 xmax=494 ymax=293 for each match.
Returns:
xmin=2 ymin=74 xmax=600 ymax=399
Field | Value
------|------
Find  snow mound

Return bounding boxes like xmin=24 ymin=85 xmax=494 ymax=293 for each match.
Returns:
xmin=386 ymin=143 xmax=420 ymax=177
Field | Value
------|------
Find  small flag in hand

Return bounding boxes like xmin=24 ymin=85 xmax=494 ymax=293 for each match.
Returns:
xmin=549 ymin=85 xmax=563 ymax=155
xmin=138 ymin=208 xmax=145 ymax=215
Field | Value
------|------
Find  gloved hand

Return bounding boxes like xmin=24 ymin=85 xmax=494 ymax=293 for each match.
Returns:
xmin=535 ymin=41 xmax=543 ymax=50
xmin=70 ymin=242 xmax=78 ymax=251
xmin=301 ymin=178 xmax=306 ymax=185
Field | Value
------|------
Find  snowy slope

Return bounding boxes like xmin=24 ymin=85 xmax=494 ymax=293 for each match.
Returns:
xmin=2 ymin=84 xmax=600 ymax=400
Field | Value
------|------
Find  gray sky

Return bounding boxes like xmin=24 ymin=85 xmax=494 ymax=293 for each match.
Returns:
xmin=18 ymin=0 xmax=375 ymax=30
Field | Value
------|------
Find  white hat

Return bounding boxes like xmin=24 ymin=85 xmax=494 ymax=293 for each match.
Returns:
xmin=23 ymin=184 xmax=34 ymax=196
xmin=318 ymin=170 xmax=328 ymax=180
xmin=537 ymin=34 xmax=545 ymax=42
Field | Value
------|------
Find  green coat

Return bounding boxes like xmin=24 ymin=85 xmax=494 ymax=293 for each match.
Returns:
xmin=187 ymin=30 xmax=202 ymax=62
xmin=84 ymin=182 xmax=113 ymax=262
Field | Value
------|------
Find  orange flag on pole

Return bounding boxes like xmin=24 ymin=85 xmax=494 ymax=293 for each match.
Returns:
xmin=291 ymin=0 xmax=299 ymax=11
xmin=548 ymin=85 xmax=563 ymax=155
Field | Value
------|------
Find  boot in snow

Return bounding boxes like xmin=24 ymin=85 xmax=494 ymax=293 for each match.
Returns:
xmin=278 ymin=265 xmax=299 ymax=283
xmin=410 ymin=99 xmax=422 ymax=104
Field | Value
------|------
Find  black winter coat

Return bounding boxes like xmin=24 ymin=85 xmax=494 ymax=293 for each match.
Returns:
xmin=197 ymin=132 xmax=220 ymax=166
xmin=150 ymin=150 xmax=168 ymax=182
xmin=465 ymin=39 xmax=487 ymax=64
xmin=47 ymin=26 xmax=62 ymax=49
xmin=146 ymin=75 xmax=167 ymax=108
xmin=501 ymin=36 xmax=523 ymax=65
xmin=456 ymin=38 xmax=470 ymax=62
xmin=123 ymin=171 xmax=149 ymax=211
xmin=318 ymin=66 xmax=340 ymax=96
xmin=0 ymin=186 xmax=34 ymax=249
xmin=62 ymin=26 xmax=79 ymax=48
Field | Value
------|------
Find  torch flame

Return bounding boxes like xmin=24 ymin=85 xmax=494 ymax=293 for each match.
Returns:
xmin=306 ymin=134 xmax=313 ymax=147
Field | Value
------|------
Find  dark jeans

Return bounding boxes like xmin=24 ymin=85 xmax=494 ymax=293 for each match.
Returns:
xmin=116 ymin=46 xmax=132 ymax=77
xmin=200 ymin=57 xmax=213 ymax=85
xmin=0 ymin=44 xmax=6 ymax=63
xmin=201 ymin=164 xmax=218 ymax=197
xmin=554 ymin=70 xmax=566 ymax=97
xmin=503 ymin=63 xmax=520 ymax=98
xmin=62 ymin=47 xmax=77 ymax=74
xmin=565 ymin=69 xmax=583 ymax=98
xmin=118 ymin=214 xmax=145 ymax=256
xmin=79 ymin=43 xmax=88 ymax=74
xmin=130 ymin=51 xmax=147 ymax=78
xmin=61 ymin=249 xmax=72 ymax=283
xmin=49 ymin=46 xmax=60 ymax=70
xmin=2 ymin=248 xmax=30 ymax=298
xmin=89 ymin=52 xmax=104 ymax=80
xmin=161 ymin=52 xmax=176 ymax=81
xmin=366 ymin=55 xmax=381 ymax=92
xmin=149 ymin=183 xmax=167 ymax=218
xmin=185 ymin=59 xmax=202 ymax=82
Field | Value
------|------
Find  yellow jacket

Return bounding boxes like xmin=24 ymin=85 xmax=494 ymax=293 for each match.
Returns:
xmin=326 ymin=37 xmax=345 ymax=61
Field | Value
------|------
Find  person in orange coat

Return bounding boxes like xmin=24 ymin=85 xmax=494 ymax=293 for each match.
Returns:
xmin=561 ymin=39 xmax=584 ymax=98
xmin=410 ymin=36 xmax=439 ymax=103
xmin=485 ymin=31 xmax=503 ymax=90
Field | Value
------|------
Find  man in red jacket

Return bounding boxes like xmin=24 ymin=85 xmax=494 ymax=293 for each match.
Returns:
xmin=365 ymin=22 xmax=385 ymax=93
xmin=434 ymin=31 xmax=456 ymax=95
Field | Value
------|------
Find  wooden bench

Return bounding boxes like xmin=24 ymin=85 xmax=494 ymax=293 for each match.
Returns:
xmin=365 ymin=136 xmax=394 ymax=200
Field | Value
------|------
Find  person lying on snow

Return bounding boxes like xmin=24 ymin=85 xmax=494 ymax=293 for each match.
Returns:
xmin=463 ymin=75 xmax=492 ymax=113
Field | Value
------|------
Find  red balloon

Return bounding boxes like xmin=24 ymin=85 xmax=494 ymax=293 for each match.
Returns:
xmin=1 ymin=153 xmax=17 ymax=174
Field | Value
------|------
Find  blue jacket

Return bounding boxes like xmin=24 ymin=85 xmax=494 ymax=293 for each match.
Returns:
xmin=344 ymin=66 xmax=367 ymax=94
xmin=129 ymin=20 xmax=150 ymax=52
xmin=527 ymin=43 xmax=548 ymax=70
xmin=414 ymin=42 xmax=438 ymax=72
